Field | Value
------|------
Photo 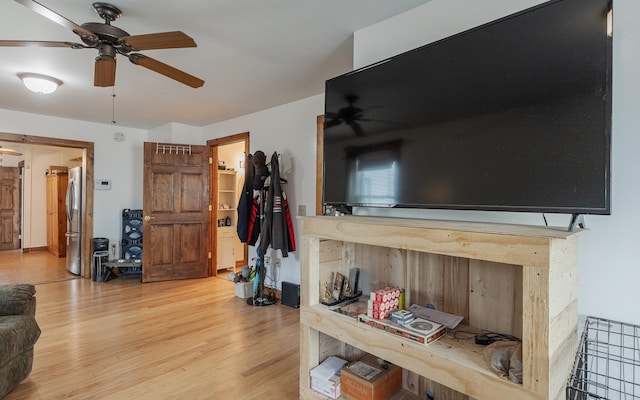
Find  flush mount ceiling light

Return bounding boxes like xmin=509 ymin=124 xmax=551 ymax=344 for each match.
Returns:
xmin=0 ymin=146 xmax=22 ymax=156
xmin=17 ymin=73 xmax=63 ymax=94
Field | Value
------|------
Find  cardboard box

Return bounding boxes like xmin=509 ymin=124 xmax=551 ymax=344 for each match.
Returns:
xmin=341 ymin=354 xmax=402 ymax=400
xmin=234 ymin=281 xmax=253 ymax=298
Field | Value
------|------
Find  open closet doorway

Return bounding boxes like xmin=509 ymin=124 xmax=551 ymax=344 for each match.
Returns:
xmin=207 ymin=132 xmax=249 ymax=276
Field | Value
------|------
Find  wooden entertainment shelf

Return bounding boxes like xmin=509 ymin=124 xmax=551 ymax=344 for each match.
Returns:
xmin=299 ymin=215 xmax=582 ymax=400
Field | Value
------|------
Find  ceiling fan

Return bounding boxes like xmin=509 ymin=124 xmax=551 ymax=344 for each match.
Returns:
xmin=0 ymin=0 xmax=204 ymax=88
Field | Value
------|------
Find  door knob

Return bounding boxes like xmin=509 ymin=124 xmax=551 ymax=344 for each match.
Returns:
xmin=143 ymin=215 xmax=155 ymax=222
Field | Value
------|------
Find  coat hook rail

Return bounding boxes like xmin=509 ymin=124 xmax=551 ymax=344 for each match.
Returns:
xmin=155 ymin=143 xmax=192 ymax=155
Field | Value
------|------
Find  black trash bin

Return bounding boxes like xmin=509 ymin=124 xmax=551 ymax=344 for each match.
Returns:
xmin=91 ymin=238 xmax=109 ymax=281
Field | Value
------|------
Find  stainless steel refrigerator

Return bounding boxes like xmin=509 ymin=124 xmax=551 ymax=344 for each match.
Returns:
xmin=65 ymin=167 xmax=82 ymax=275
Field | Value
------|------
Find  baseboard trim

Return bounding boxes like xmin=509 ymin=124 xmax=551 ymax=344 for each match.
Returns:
xmin=22 ymin=246 xmax=48 ymax=253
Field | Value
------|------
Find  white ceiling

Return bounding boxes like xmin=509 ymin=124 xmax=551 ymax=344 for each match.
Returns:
xmin=0 ymin=0 xmax=431 ymax=130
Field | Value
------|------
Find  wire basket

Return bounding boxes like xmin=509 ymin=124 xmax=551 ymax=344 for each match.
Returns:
xmin=567 ymin=316 xmax=640 ymax=399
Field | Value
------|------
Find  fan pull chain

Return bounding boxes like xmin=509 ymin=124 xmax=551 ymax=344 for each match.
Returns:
xmin=111 ymin=87 xmax=116 ymax=124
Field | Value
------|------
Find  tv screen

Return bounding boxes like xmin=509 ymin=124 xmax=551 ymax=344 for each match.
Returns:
xmin=323 ymin=0 xmax=612 ymax=215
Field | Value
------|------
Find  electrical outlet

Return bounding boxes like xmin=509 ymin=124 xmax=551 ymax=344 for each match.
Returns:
xmin=297 ymin=204 xmax=307 ymax=216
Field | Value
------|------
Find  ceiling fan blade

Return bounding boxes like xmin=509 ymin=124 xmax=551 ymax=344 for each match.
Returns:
xmin=122 ymin=31 xmax=196 ymax=51
xmin=0 ymin=40 xmax=74 ymax=48
xmin=359 ymin=118 xmax=411 ymax=129
xmin=14 ymin=0 xmax=98 ymax=40
xmin=127 ymin=54 xmax=204 ymax=88
xmin=94 ymin=58 xmax=116 ymax=87
xmin=351 ymin=122 xmax=365 ymax=137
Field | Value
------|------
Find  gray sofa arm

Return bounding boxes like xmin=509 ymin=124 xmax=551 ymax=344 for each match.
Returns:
xmin=0 ymin=284 xmax=36 ymax=317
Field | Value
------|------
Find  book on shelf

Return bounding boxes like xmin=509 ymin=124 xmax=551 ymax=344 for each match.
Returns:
xmin=358 ymin=314 xmax=447 ymax=345
xmin=328 ymin=295 xmax=369 ymax=318
xmin=407 ymin=303 xmax=464 ymax=329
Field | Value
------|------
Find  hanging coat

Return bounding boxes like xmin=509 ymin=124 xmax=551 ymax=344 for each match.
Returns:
xmin=237 ymin=154 xmax=255 ymax=243
xmin=247 ymin=189 xmax=261 ymax=246
xmin=258 ymin=152 xmax=295 ymax=257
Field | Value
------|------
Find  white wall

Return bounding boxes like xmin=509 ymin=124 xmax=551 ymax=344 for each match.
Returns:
xmin=148 ymin=122 xmax=204 ymax=145
xmin=201 ymin=94 xmax=324 ymax=289
xmin=353 ymin=0 xmax=545 ymax=68
xmin=218 ymin=141 xmax=245 ymax=175
xmin=353 ymin=0 xmax=640 ymax=325
xmin=0 ymin=109 xmax=147 ymax=251
xmin=26 ymin=149 xmax=63 ymax=247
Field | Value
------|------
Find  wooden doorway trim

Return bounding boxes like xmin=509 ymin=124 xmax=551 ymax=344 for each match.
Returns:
xmin=0 ymin=132 xmax=94 ymax=278
xmin=206 ymin=132 xmax=250 ymax=275
xmin=316 ymin=115 xmax=324 ymax=216
xmin=18 ymin=160 xmax=24 ymax=249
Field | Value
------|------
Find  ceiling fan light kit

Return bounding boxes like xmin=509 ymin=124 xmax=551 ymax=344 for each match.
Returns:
xmin=3 ymin=1 xmax=204 ymax=88
xmin=17 ymin=72 xmax=63 ymax=94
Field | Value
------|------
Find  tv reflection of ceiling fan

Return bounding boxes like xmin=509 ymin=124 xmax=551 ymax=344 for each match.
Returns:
xmin=325 ymin=95 xmax=371 ymax=136
xmin=325 ymin=94 xmax=406 ymax=136
xmin=0 ymin=1 xmax=204 ymax=88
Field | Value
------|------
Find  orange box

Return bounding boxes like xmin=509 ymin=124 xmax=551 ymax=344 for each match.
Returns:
xmin=341 ymin=355 xmax=402 ymax=400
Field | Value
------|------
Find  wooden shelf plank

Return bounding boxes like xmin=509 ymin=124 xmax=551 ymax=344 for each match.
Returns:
xmin=302 ymin=305 xmax=543 ymax=400
xmin=300 ymin=216 xmax=582 ymax=268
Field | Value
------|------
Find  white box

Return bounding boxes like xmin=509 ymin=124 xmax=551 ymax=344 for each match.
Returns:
xmin=310 ymin=356 xmax=348 ymax=399
xmin=311 ymin=374 xmax=341 ymax=399
xmin=234 ymin=281 xmax=253 ymax=298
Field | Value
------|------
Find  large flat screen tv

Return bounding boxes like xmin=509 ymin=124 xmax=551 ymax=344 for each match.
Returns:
xmin=323 ymin=0 xmax=612 ymax=217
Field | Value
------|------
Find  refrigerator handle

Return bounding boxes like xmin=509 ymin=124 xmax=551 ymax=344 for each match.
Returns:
xmin=66 ymin=180 xmax=74 ymax=224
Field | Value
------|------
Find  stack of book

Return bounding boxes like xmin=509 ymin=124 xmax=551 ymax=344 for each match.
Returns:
xmin=358 ymin=314 xmax=446 ymax=346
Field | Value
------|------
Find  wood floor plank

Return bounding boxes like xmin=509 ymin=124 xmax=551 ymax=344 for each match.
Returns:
xmin=3 ymin=267 xmax=300 ymax=399
xmin=0 ymin=249 xmax=74 ymax=285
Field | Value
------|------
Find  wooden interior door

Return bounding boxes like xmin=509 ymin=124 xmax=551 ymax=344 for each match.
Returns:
xmin=0 ymin=167 xmax=20 ymax=250
xmin=142 ymin=142 xmax=210 ymax=283
xmin=46 ymin=174 xmax=68 ymax=257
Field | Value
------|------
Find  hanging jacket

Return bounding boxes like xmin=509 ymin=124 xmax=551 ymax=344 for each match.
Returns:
xmin=237 ymin=154 xmax=254 ymax=243
xmin=258 ymin=152 xmax=295 ymax=257
xmin=247 ymin=189 xmax=261 ymax=246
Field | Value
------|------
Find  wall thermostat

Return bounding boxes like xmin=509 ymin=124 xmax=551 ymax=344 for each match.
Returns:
xmin=95 ymin=179 xmax=111 ymax=190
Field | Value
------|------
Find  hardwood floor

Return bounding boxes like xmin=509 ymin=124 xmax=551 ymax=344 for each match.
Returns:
xmin=0 ymin=250 xmax=76 ymax=285
xmin=2 ymin=259 xmax=301 ymax=399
